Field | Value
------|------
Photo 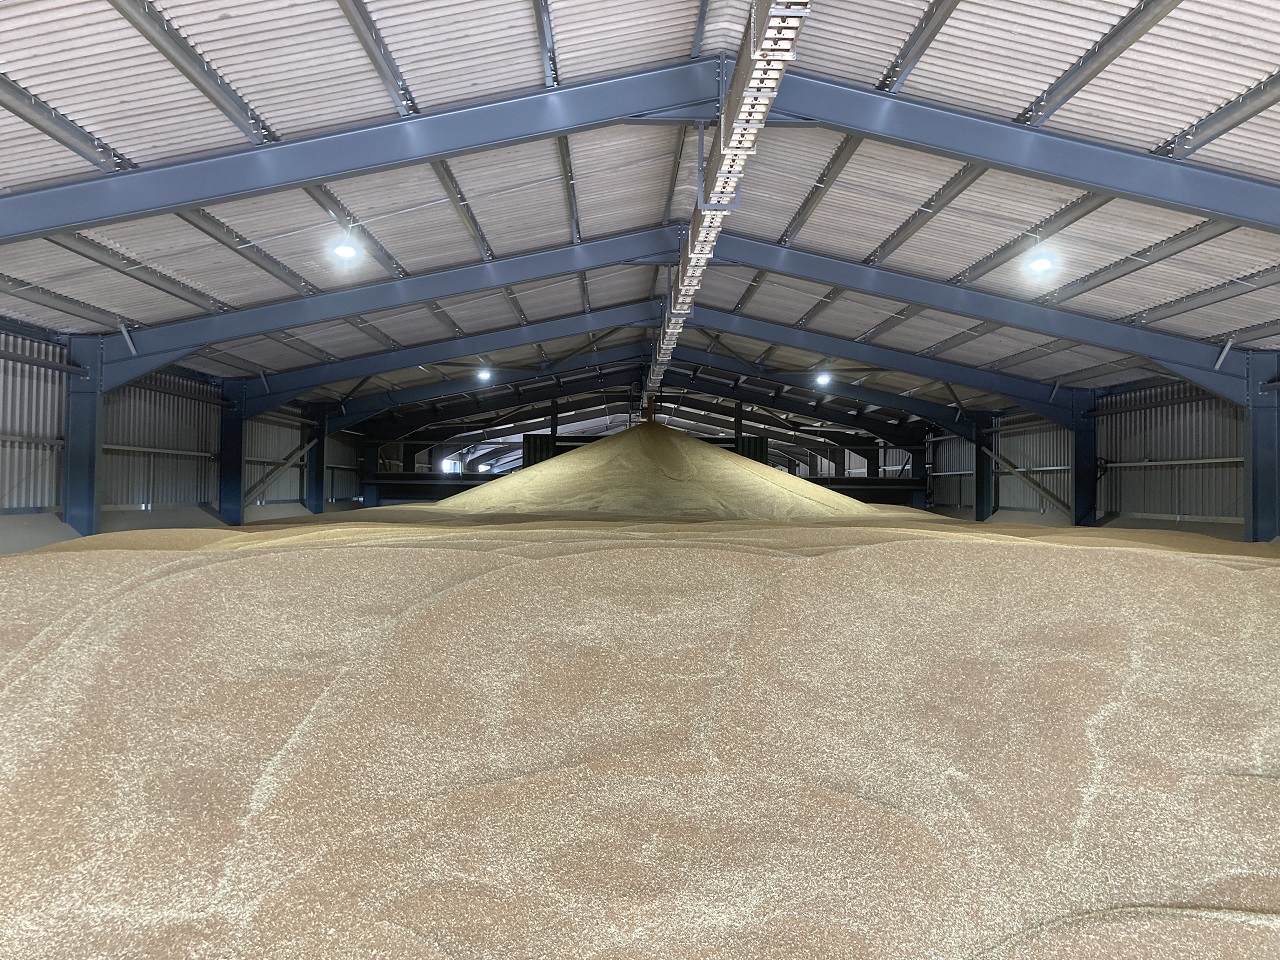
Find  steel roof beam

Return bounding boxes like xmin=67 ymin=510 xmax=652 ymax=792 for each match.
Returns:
xmin=239 ymin=300 xmax=663 ymax=417
xmin=0 ymin=61 xmax=716 ymax=245
xmin=0 ymin=74 xmax=130 ymax=172
xmin=1160 ymin=71 xmax=1280 ymax=159
xmin=0 ymin=275 xmax=120 ymax=332
xmin=714 ymin=232 xmax=1247 ymax=401
xmin=336 ymin=0 xmax=416 ymax=116
xmin=774 ymin=69 xmax=1280 ymax=236
xmin=106 ymin=0 xmax=272 ymax=143
xmin=878 ymin=0 xmax=964 ymax=93
xmin=865 ymin=162 xmax=986 ymax=265
xmin=46 ymin=233 xmax=226 ymax=314
xmin=93 ymin=227 xmax=680 ymax=389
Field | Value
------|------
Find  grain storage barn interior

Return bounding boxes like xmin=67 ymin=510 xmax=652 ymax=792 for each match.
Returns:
xmin=2 ymin=0 xmax=1280 ymax=956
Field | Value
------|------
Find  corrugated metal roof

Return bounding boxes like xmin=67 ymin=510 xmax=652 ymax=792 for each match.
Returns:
xmin=872 ymin=310 xmax=978 ymax=353
xmin=0 ymin=110 xmax=97 ymax=194
xmin=1045 ymin=0 xmax=1280 ymax=150
xmin=934 ymin=326 xmax=1055 ymax=366
xmin=900 ymin=0 xmax=1133 ymax=119
xmin=0 ymin=291 xmax=92 ymax=333
xmin=1067 ymin=227 xmax=1280 ymax=321
xmin=446 ymin=140 xmax=573 ymax=256
xmin=547 ymin=0 xmax=700 ymax=82
xmin=83 ymin=214 xmax=297 ymax=308
xmin=1187 ymin=104 xmax=1280 ymax=183
xmin=1150 ymin=284 xmax=1280 ymax=339
xmin=326 ymin=164 xmax=480 ymax=274
xmin=742 ymin=275 xmax=832 ymax=324
xmin=286 ymin=320 xmax=380 ymax=360
xmin=205 ymin=189 xmax=388 ymax=289
xmin=1002 ymin=344 xmax=1134 ymax=381
xmin=509 ymin=274 xmax=586 ymax=321
xmin=883 ymin=171 xmax=1085 ymax=280
xmin=154 ymin=0 xmax=395 ymax=137
xmin=364 ymin=0 xmax=544 ymax=111
xmin=803 ymin=290 xmax=906 ymax=340
xmin=698 ymin=0 xmax=749 ymax=54
xmin=2 ymin=239 xmax=200 ymax=324
xmin=730 ymin=127 xmax=846 ymax=242
xmin=220 ymin=336 xmax=322 ymax=372
xmin=585 ymin=265 xmax=657 ymax=307
xmin=793 ymin=141 xmax=966 ymax=261
xmin=971 ymin=200 xmax=1204 ymax=301
xmin=363 ymin=304 xmax=457 ymax=347
xmin=795 ymin=0 xmax=932 ymax=88
xmin=667 ymin=128 xmax=700 ymax=225
xmin=435 ymin=288 xmax=521 ymax=334
xmin=0 ymin=0 xmax=246 ymax=162
xmin=695 ymin=265 xmax=758 ymax=311
xmin=568 ymin=126 xmax=675 ymax=239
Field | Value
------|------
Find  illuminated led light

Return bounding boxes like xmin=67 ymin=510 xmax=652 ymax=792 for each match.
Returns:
xmin=333 ymin=242 xmax=357 ymax=259
xmin=816 ymin=373 xmax=832 ymax=386
xmin=1029 ymin=257 xmax=1053 ymax=273
xmin=477 ymin=369 xmax=492 ymax=381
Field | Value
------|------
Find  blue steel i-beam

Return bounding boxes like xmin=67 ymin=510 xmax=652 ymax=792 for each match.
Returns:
xmin=361 ymin=441 xmax=382 ymax=508
xmin=218 ymin=382 xmax=246 ymax=526
xmin=970 ymin=412 xmax=995 ymax=523
xmin=1245 ymin=352 xmax=1280 ymax=542
xmin=304 ymin=405 xmax=327 ymax=515
xmin=63 ymin=338 xmax=103 ymax=537
xmin=1071 ymin=391 xmax=1099 ymax=527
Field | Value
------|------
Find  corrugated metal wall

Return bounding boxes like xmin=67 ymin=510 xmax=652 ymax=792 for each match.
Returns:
xmin=326 ymin=433 xmax=362 ymax=502
xmin=1096 ymin=382 xmax=1244 ymax=522
xmin=0 ymin=334 xmax=65 ymax=510
xmin=929 ymin=385 xmax=1245 ymax=522
xmin=244 ymin=416 xmax=306 ymax=505
xmin=101 ymin=374 xmax=219 ymax=507
xmin=993 ymin=417 xmax=1072 ymax=514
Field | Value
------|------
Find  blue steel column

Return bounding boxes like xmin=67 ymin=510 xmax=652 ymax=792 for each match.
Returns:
xmin=63 ymin=338 xmax=103 ymax=537
xmin=971 ymin=413 xmax=995 ymax=522
xmin=304 ymin=405 xmax=327 ymax=515
xmin=1071 ymin=391 xmax=1099 ymax=527
xmin=361 ymin=441 xmax=382 ymax=507
xmin=1245 ymin=352 xmax=1280 ymax=542
xmin=218 ymin=382 xmax=246 ymax=526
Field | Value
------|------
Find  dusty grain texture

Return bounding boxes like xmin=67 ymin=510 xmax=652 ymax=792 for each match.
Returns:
xmin=2 ymin=424 xmax=1278 ymax=958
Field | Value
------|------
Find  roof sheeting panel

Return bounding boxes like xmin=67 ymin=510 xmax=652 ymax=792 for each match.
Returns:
xmin=205 ymin=189 xmax=388 ymax=289
xmin=1187 ymin=104 xmax=1280 ymax=184
xmin=436 ymin=288 xmax=520 ymax=335
xmin=154 ymin=0 xmax=395 ymax=138
xmin=364 ymin=304 xmax=456 ymax=347
xmin=793 ymin=141 xmax=966 ymax=262
xmin=871 ymin=310 xmax=978 ymax=353
xmin=568 ymin=126 xmax=675 ymax=239
xmin=1044 ymin=0 xmax=1280 ymax=150
xmin=82 ymin=215 xmax=296 ymax=308
xmin=286 ymin=320 xmax=377 ymax=360
xmin=510 ymin=274 xmax=586 ymax=321
xmin=0 ymin=110 xmax=96 ymax=194
xmin=1 ymin=239 xmax=199 ymax=324
xmin=219 ymin=337 xmax=319 ymax=372
xmin=365 ymin=0 xmax=544 ymax=111
xmin=882 ymin=171 xmax=1085 ymax=281
xmin=744 ymin=276 xmax=831 ymax=325
xmin=326 ymin=165 xmax=480 ymax=274
xmin=933 ymin=327 xmax=1055 ymax=367
xmin=695 ymin=266 xmax=758 ymax=311
xmin=1150 ymin=284 xmax=1280 ymax=340
xmin=447 ymin=140 xmax=573 ymax=256
xmin=803 ymin=290 xmax=905 ymax=340
xmin=0 ymin=291 xmax=98 ymax=334
xmin=0 ymin=0 xmax=246 ymax=163
xmin=971 ymin=200 xmax=1203 ymax=301
xmin=547 ymin=0 xmax=700 ymax=82
xmin=795 ymin=0 xmax=932 ymax=88
xmin=698 ymin=0 xmax=749 ymax=54
xmin=667 ymin=128 xmax=700 ymax=225
xmin=899 ymin=0 xmax=1132 ymax=119
xmin=731 ymin=127 xmax=846 ymax=242
xmin=1067 ymin=227 xmax=1280 ymax=321
xmin=585 ymin=266 xmax=656 ymax=307
xmin=1002 ymin=346 xmax=1132 ymax=381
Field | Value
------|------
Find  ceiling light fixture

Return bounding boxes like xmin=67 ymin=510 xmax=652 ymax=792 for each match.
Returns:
xmin=477 ymin=369 xmax=492 ymax=381
xmin=816 ymin=373 xmax=832 ymax=386
xmin=1029 ymin=257 xmax=1053 ymax=273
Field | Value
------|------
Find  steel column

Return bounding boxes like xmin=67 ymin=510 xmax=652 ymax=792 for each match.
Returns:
xmin=304 ymin=407 xmax=327 ymax=515
xmin=218 ymin=384 xmax=246 ymax=526
xmin=1071 ymin=392 xmax=1099 ymax=527
xmin=1246 ymin=352 xmax=1280 ymax=542
xmin=63 ymin=338 xmax=103 ymax=537
xmin=361 ymin=441 xmax=382 ymax=507
xmin=970 ymin=413 xmax=995 ymax=522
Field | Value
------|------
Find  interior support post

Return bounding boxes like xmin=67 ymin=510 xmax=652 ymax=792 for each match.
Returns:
xmin=218 ymin=382 xmax=246 ymax=526
xmin=971 ymin=414 xmax=995 ymax=523
xmin=304 ymin=405 xmax=327 ymax=515
xmin=362 ymin=440 xmax=382 ymax=508
xmin=1245 ymin=352 xmax=1280 ymax=542
xmin=1071 ymin=392 xmax=1099 ymax=527
xmin=63 ymin=338 xmax=104 ymax=537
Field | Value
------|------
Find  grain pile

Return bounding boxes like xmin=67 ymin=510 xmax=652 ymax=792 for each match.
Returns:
xmin=2 ymin=422 xmax=1279 ymax=959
